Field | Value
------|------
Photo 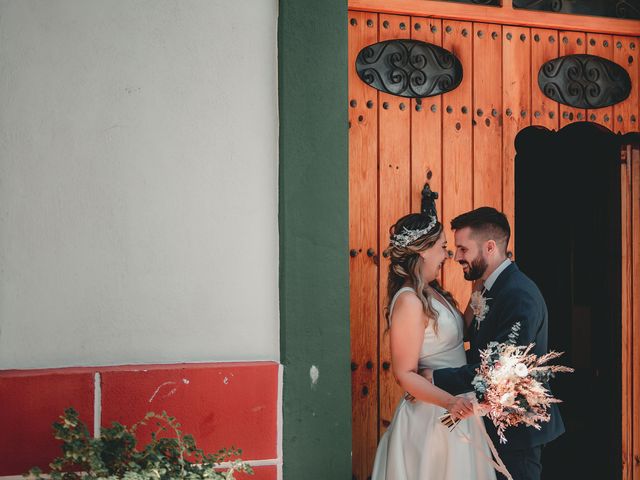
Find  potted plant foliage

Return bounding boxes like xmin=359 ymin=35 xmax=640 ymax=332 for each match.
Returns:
xmin=25 ymin=408 xmax=253 ymax=480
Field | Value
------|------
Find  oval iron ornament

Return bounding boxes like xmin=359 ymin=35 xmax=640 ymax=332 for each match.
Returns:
xmin=538 ymin=54 xmax=631 ymax=109
xmin=513 ymin=0 xmax=640 ymax=21
xmin=356 ymin=39 xmax=463 ymax=98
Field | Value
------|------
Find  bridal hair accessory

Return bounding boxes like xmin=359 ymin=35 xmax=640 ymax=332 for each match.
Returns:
xmin=390 ymin=222 xmax=437 ymax=248
xmin=390 ymin=184 xmax=439 ymax=248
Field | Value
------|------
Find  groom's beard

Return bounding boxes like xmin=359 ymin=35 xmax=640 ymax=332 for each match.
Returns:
xmin=460 ymin=255 xmax=488 ymax=281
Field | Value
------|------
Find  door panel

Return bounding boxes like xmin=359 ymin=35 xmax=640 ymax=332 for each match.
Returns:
xmin=377 ymin=13 xmax=412 ymax=440
xmin=531 ymin=28 xmax=559 ymax=131
xmin=441 ymin=19 xmax=473 ymax=304
xmin=410 ymin=17 xmax=442 ymax=217
xmin=348 ymin=11 xmax=379 ymax=480
xmin=502 ymin=25 xmax=531 ymax=257
xmin=473 ymin=22 xmax=502 ymax=210
xmin=613 ymin=38 xmax=639 ymax=135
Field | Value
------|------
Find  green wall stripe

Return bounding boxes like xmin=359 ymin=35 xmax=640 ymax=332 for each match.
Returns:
xmin=278 ymin=1 xmax=351 ymax=479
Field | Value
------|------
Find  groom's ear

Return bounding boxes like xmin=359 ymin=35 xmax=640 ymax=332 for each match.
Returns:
xmin=485 ymin=239 xmax=498 ymax=254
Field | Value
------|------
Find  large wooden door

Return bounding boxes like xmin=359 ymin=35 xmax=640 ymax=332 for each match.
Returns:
xmin=349 ymin=10 xmax=640 ymax=480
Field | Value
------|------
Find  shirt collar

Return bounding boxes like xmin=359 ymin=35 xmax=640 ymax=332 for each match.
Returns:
xmin=484 ymin=258 xmax=512 ymax=291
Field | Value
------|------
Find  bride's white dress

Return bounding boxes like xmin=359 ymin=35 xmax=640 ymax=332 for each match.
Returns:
xmin=371 ymin=287 xmax=497 ymax=480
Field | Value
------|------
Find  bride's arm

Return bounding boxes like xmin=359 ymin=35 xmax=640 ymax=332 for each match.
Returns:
xmin=391 ymin=293 xmax=474 ymax=418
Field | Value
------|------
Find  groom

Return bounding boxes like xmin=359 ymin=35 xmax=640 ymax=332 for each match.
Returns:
xmin=423 ymin=207 xmax=564 ymax=480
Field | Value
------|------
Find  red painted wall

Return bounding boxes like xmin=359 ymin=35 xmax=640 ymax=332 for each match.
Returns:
xmin=0 ymin=362 xmax=279 ymax=478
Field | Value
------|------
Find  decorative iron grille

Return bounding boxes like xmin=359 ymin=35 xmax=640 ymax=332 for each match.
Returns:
xmin=355 ymin=40 xmax=464 ymax=98
xmin=538 ymin=54 xmax=632 ymax=109
xmin=513 ymin=0 xmax=640 ymax=20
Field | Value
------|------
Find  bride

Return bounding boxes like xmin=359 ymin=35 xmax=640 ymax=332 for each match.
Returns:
xmin=371 ymin=187 xmax=496 ymax=480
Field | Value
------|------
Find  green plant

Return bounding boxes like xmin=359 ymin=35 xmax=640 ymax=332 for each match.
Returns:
xmin=25 ymin=408 xmax=253 ymax=480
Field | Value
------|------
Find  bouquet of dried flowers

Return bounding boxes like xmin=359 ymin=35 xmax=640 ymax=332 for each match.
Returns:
xmin=441 ymin=322 xmax=574 ymax=443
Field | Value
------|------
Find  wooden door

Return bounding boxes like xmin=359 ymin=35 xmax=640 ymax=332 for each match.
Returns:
xmin=621 ymin=143 xmax=640 ymax=480
xmin=349 ymin=9 xmax=640 ymax=480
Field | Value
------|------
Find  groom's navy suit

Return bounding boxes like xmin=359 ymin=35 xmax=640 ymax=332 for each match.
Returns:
xmin=433 ymin=262 xmax=564 ymax=479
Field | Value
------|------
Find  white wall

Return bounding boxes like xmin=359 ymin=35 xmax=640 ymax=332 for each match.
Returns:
xmin=0 ymin=0 xmax=279 ymax=368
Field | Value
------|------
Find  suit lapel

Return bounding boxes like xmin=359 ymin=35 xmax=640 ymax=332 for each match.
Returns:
xmin=471 ymin=262 xmax=519 ymax=347
xmin=485 ymin=261 xmax=518 ymax=299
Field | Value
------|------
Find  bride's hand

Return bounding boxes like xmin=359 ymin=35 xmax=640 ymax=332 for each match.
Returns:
xmin=446 ymin=396 xmax=474 ymax=420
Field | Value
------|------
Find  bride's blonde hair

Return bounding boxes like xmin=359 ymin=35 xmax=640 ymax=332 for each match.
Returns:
xmin=384 ymin=213 xmax=457 ymax=333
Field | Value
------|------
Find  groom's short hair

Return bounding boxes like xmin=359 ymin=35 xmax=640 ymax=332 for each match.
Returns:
xmin=451 ymin=207 xmax=511 ymax=251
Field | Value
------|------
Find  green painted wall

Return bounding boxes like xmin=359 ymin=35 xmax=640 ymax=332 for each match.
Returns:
xmin=278 ymin=1 xmax=351 ymax=478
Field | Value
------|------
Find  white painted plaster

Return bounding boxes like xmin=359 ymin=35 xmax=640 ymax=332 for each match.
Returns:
xmin=310 ymin=365 xmax=319 ymax=386
xmin=0 ymin=0 xmax=279 ymax=368
xmin=93 ymin=372 xmax=101 ymax=438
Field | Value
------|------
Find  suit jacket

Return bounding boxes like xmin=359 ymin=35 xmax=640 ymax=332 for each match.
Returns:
xmin=433 ymin=262 xmax=565 ymax=450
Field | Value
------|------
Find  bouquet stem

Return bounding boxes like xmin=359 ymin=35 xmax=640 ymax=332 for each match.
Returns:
xmin=439 ymin=412 xmax=462 ymax=431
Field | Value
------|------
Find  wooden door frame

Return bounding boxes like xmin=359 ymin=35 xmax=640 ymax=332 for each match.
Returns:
xmin=621 ymin=136 xmax=640 ymax=480
xmin=633 ymin=141 xmax=640 ymax=480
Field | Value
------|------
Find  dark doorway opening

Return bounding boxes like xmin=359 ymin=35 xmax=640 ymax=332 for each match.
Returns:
xmin=515 ymin=122 xmax=622 ymax=479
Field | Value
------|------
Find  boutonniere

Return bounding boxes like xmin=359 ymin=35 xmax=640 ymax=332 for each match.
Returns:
xmin=470 ymin=291 xmax=491 ymax=329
